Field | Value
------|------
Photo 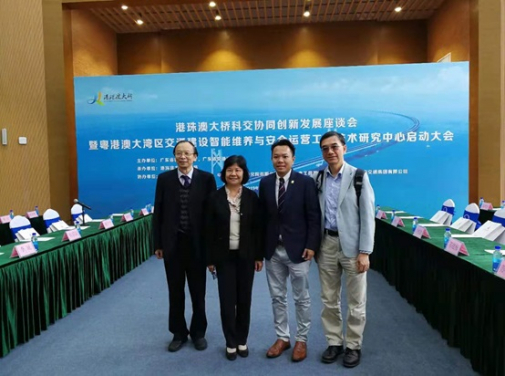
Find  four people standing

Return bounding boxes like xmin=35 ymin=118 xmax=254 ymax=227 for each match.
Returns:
xmin=153 ymin=134 xmax=375 ymax=367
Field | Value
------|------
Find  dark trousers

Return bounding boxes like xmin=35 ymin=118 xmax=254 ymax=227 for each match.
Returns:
xmin=164 ymin=233 xmax=207 ymax=340
xmin=217 ymin=251 xmax=255 ymax=348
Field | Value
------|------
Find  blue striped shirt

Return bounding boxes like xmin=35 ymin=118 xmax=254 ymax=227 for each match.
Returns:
xmin=324 ymin=164 xmax=345 ymax=231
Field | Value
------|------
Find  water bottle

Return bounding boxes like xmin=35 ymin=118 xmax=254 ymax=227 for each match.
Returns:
xmin=375 ymin=205 xmax=380 ymax=215
xmin=110 ymin=213 xmax=114 ymax=221
xmin=9 ymin=210 xmax=14 ymax=219
xmin=148 ymin=203 xmax=152 ymax=213
xmin=31 ymin=233 xmax=39 ymax=250
xmin=75 ymin=221 xmax=81 ymax=235
xmin=35 ymin=206 xmax=39 ymax=216
xmin=479 ymin=197 xmax=484 ymax=208
xmin=130 ymin=208 xmax=134 ymax=218
xmin=391 ymin=210 xmax=396 ymax=221
xmin=501 ymin=200 xmax=505 ymax=209
xmin=443 ymin=228 xmax=452 ymax=248
xmin=412 ymin=217 xmax=418 ymax=233
xmin=493 ymin=246 xmax=502 ymax=273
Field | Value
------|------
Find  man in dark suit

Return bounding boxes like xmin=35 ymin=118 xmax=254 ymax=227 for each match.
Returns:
xmin=152 ymin=140 xmax=217 ymax=352
xmin=259 ymin=139 xmax=321 ymax=362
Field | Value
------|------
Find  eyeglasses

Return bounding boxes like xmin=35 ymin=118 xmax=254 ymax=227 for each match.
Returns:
xmin=175 ymin=152 xmax=195 ymax=158
xmin=321 ymin=144 xmax=342 ymax=154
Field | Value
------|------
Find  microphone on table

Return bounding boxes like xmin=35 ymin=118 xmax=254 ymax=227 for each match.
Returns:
xmin=74 ymin=199 xmax=92 ymax=211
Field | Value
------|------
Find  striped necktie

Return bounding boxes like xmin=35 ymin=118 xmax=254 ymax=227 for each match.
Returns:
xmin=278 ymin=177 xmax=285 ymax=210
xmin=181 ymin=175 xmax=190 ymax=188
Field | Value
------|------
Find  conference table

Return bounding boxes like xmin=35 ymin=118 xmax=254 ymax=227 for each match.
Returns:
xmin=0 ymin=216 xmax=48 ymax=246
xmin=0 ymin=212 xmax=152 ymax=358
xmin=371 ymin=207 xmax=505 ymax=376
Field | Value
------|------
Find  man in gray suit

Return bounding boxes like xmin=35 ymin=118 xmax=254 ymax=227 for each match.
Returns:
xmin=314 ymin=131 xmax=375 ymax=368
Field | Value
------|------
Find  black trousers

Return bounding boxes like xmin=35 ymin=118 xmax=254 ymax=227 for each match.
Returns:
xmin=217 ymin=251 xmax=255 ymax=348
xmin=164 ymin=233 xmax=207 ymax=340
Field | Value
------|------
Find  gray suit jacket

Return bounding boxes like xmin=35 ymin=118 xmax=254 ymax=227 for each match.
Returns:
xmin=313 ymin=163 xmax=375 ymax=258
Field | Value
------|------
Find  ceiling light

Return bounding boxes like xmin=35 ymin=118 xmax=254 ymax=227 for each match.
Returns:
xmin=121 ymin=5 xmax=128 ymax=10
xmin=209 ymin=1 xmax=216 ymax=7
xmin=136 ymin=19 xmax=144 ymax=25
xmin=303 ymin=5 xmax=310 ymax=17
xmin=394 ymin=6 xmax=402 ymax=12
xmin=215 ymin=13 xmax=222 ymax=21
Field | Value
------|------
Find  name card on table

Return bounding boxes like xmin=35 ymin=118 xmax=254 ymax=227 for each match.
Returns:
xmin=481 ymin=202 xmax=494 ymax=210
xmin=140 ymin=208 xmax=150 ymax=216
xmin=99 ymin=219 xmax=114 ymax=229
xmin=26 ymin=211 xmax=38 ymax=219
xmin=376 ymin=210 xmax=387 ymax=219
xmin=413 ymin=225 xmax=431 ymax=239
xmin=10 ymin=242 xmax=37 ymax=259
xmin=444 ymin=238 xmax=469 ymax=256
xmin=495 ymin=261 xmax=505 ymax=279
xmin=62 ymin=229 xmax=81 ymax=242
xmin=391 ymin=216 xmax=405 ymax=228
xmin=0 ymin=215 xmax=11 ymax=224
xmin=121 ymin=213 xmax=133 ymax=222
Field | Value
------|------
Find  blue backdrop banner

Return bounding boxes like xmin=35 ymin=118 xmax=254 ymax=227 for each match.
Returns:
xmin=74 ymin=63 xmax=469 ymax=219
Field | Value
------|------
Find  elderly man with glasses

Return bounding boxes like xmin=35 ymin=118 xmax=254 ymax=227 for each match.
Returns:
xmin=152 ymin=140 xmax=217 ymax=353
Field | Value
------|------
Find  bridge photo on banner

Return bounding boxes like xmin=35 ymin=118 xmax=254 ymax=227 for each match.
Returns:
xmin=74 ymin=62 xmax=469 ymax=219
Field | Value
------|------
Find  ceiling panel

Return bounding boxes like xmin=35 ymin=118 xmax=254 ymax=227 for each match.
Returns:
xmin=82 ymin=0 xmax=446 ymax=33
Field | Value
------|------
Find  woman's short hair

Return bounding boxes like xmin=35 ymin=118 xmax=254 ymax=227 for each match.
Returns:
xmin=220 ymin=155 xmax=250 ymax=184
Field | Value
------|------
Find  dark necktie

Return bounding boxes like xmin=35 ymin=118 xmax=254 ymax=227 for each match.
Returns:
xmin=278 ymin=177 xmax=285 ymax=211
xmin=181 ymin=175 xmax=190 ymax=188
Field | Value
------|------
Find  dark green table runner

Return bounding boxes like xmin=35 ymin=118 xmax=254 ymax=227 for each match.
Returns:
xmin=0 ymin=213 xmax=153 ymax=358
xmin=371 ymin=208 xmax=505 ymax=376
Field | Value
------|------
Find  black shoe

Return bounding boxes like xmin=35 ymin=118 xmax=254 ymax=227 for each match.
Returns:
xmin=193 ymin=337 xmax=208 ymax=351
xmin=321 ymin=345 xmax=344 ymax=364
xmin=343 ymin=348 xmax=361 ymax=368
xmin=168 ymin=337 xmax=188 ymax=352
xmin=226 ymin=349 xmax=237 ymax=361
xmin=237 ymin=346 xmax=249 ymax=358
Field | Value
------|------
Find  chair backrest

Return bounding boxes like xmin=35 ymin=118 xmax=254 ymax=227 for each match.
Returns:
xmin=493 ymin=209 xmax=505 ymax=226
xmin=74 ymin=214 xmax=93 ymax=224
xmin=463 ymin=203 xmax=480 ymax=222
xmin=43 ymin=208 xmax=61 ymax=229
xmin=9 ymin=215 xmax=32 ymax=237
xmin=71 ymin=204 xmax=83 ymax=221
xmin=441 ymin=199 xmax=455 ymax=215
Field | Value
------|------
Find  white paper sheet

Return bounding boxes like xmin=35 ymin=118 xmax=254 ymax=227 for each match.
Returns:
xmin=484 ymin=249 xmax=505 ymax=255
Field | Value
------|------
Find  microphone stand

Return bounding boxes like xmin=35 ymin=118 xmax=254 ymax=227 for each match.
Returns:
xmin=82 ymin=207 xmax=86 ymax=226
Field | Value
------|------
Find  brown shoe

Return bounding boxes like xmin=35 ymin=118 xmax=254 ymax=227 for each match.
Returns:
xmin=266 ymin=339 xmax=291 ymax=358
xmin=291 ymin=341 xmax=307 ymax=362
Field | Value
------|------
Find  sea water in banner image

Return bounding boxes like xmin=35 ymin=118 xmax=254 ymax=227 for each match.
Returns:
xmin=75 ymin=63 xmax=468 ymax=219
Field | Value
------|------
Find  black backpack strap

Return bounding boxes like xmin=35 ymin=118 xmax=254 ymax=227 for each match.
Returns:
xmin=315 ymin=169 xmax=325 ymax=193
xmin=354 ymin=168 xmax=365 ymax=208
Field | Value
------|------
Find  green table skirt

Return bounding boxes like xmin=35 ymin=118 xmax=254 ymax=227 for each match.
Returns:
xmin=371 ymin=216 xmax=505 ymax=376
xmin=0 ymin=216 xmax=152 ymax=358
